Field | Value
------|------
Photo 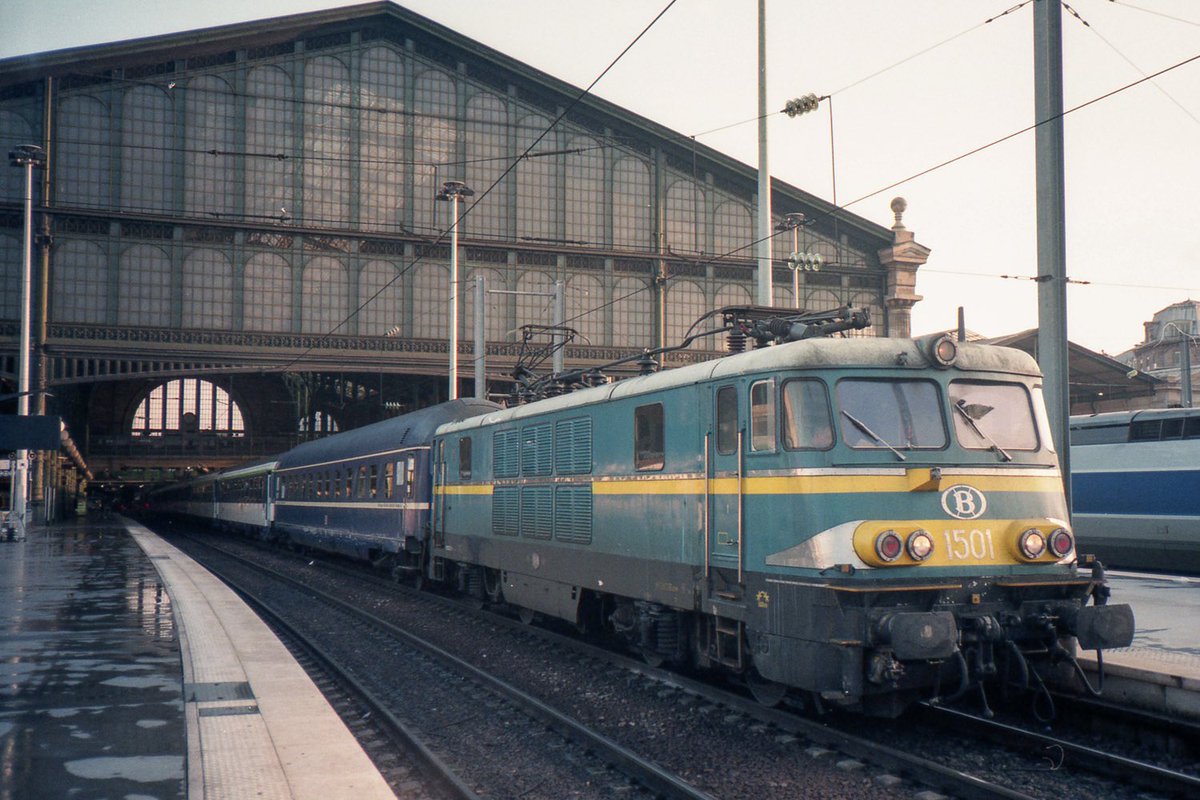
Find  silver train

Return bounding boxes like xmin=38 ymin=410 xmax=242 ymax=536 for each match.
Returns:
xmin=1070 ymin=408 xmax=1200 ymax=573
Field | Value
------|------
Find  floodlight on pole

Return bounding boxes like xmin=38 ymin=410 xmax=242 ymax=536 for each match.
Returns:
xmin=436 ymin=180 xmax=474 ymax=400
xmin=8 ymin=144 xmax=45 ymax=533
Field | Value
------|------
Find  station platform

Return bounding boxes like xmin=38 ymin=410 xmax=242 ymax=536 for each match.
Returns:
xmin=0 ymin=517 xmax=396 ymax=800
xmin=1076 ymin=570 xmax=1200 ymax=720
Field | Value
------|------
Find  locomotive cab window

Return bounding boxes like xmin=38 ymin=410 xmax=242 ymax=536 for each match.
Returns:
xmin=459 ymin=437 xmax=473 ymax=480
xmin=948 ymin=381 xmax=1038 ymax=452
xmin=634 ymin=403 xmax=665 ymax=471
xmin=837 ymin=379 xmax=946 ymax=451
xmin=781 ymin=379 xmax=834 ymax=450
xmin=750 ymin=380 xmax=776 ymax=452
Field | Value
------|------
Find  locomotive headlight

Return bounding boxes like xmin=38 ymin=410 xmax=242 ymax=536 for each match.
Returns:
xmin=875 ymin=530 xmax=904 ymax=562
xmin=1048 ymin=528 xmax=1074 ymax=558
xmin=1019 ymin=528 xmax=1047 ymax=559
xmin=930 ymin=334 xmax=958 ymax=368
xmin=906 ymin=529 xmax=934 ymax=561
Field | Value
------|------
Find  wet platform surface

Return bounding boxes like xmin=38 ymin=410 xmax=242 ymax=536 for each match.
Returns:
xmin=0 ymin=517 xmax=185 ymax=800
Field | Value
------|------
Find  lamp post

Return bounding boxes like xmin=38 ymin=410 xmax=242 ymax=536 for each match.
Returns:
xmin=8 ymin=144 xmax=45 ymax=531
xmin=436 ymin=180 xmax=474 ymax=401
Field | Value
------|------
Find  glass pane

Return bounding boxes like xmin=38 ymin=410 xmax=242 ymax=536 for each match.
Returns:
xmin=781 ymin=380 xmax=833 ymax=450
xmin=716 ymin=387 xmax=738 ymax=455
xmin=837 ymin=379 xmax=946 ymax=450
xmin=949 ymin=381 xmax=1039 ymax=451
xmin=749 ymin=380 xmax=776 ymax=451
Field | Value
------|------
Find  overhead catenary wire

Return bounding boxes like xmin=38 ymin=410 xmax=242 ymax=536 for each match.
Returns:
xmin=841 ymin=49 xmax=1200 ymax=208
xmin=1064 ymin=1 xmax=1200 ymax=127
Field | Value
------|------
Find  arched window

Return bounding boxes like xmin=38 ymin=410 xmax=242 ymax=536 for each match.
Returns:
xmin=59 ymin=95 xmax=112 ymax=209
xmin=613 ymin=157 xmax=651 ymax=251
xmin=246 ymin=66 xmax=295 ymax=223
xmin=119 ymin=244 xmax=171 ymax=327
xmin=301 ymin=257 xmax=348 ymax=333
xmin=359 ymin=47 xmax=406 ymax=232
xmin=53 ymin=240 xmax=108 ymax=324
xmin=304 ymin=56 xmax=350 ymax=226
xmin=412 ymin=263 xmax=449 ymax=334
xmin=466 ymin=92 xmax=508 ymax=240
xmin=612 ymin=276 xmax=651 ymax=348
xmin=565 ymin=274 xmax=604 ymax=346
xmin=185 ymin=76 xmax=235 ymax=216
xmin=665 ymin=280 xmax=705 ymax=350
xmin=713 ymin=200 xmax=751 ymax=259
xmin=566 ymin=135 xmax=602 ymax=245
xmin=183 ymin=249 xmax=233 ymax=330
xmin=130 ymin=378 xmax=245 ymax=437
xmin=666 ymin=180 xmax=701 ymax=255
xmin=121 ymin=85 xmax=173 ymax=214
xmin=516 ymin=114 xmax=556 ymax=240
xmin=413 ymin=69 xmax=457 ymax=234
xmin=358 ymin=259 xmax=403 ymax=336
xmin=244 ymin=253 xmax=293 ymax=333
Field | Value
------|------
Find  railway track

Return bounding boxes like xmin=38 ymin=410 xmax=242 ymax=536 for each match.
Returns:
xmin=176 ymin=531 xmax=714 ymax=800
xmin=163 ymin=525 xmax=1107 ymax=800
xmin=917 ymin=703 xmax=1200 ymax=799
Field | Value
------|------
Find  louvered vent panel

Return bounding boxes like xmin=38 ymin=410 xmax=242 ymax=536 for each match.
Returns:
xmin=521 ymin=423 xmax=553 ymax=477
xmin=521 ymin=486 xmax=553 ymax=540
xmin=493 ymin=430 xmax=519 ymax=478
xmin=554 ymin=416 xmax=593 ymax=475
xmin=492 ymin=486 xmax=520 ymax=536
xmin=554 ymin=485 xmax=592 ymax=544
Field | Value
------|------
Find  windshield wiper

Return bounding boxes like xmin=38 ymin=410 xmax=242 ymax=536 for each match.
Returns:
xmin=953 ymin=399 xmax=1012 ymax=462
xmin=840 ymin=410 xmax=906 ymax=461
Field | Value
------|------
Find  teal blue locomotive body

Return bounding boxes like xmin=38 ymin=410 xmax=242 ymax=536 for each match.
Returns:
xmin=432 ymin=336 xmax=1133 ymax=715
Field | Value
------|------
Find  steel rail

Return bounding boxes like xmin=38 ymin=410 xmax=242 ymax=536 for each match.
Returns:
xmin=189 ymin=539 xmax=481 ymax=800
xmin=922 ymin=704 xmax=1200 ymax=799
xmin=190 ymin=536 xmax=717 ymax=800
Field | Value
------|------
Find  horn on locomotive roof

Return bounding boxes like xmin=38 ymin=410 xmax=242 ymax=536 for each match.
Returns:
xmin=508 ymin=305 xmax=870 ymax=404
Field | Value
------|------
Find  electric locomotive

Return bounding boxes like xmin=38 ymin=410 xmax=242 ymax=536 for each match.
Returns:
xmin=430 ymin=312 xmax=1135 ymax=716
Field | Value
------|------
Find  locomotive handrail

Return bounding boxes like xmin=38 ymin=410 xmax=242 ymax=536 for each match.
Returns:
xmin=737 ymin=429 xmax=745 ymax=586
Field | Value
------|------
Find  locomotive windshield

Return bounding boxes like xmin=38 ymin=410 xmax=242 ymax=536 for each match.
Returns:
xmin=948 ymin=380 xmax=1039 ymax=452
xmin=836 ymin=379 xmax=946 ymax=452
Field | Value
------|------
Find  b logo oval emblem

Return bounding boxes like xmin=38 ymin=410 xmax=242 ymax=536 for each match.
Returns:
xmin=941 ymin=485 xmax=987 ymax=520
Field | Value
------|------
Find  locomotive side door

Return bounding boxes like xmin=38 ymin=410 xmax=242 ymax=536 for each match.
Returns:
xmin=709 ymin=384 xmax=744 ymax=582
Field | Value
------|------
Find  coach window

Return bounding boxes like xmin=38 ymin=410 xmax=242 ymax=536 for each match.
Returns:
xmin=634 ymin=403 xmax=665 ymax=471
xmin=369 ymin=464 xmax=379 ymax=498
xmin=459 ymin=437 xmax=473 ymax=480
xmin=749 ymin=380 xmax=776 ymax=452
xmin=716 ymin=387 xmax=738 ymax=455
xmin=781 ymin=379 xmax=834 ymax=450
xmin=357 ymin=465 xmax=368 ymax=498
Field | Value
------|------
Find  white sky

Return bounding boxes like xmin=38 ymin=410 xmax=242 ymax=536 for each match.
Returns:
xmin=5 ymin=0 xmax=1198 ymax=355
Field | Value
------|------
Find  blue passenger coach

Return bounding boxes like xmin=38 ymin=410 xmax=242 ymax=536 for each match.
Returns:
xmin=273 ymin=399 xmax=499 ymax=567
xmin=1070 ymin=408 xmax=1200 ymax=573
xmin=432 ymin=336 xmax=1134 ymax=715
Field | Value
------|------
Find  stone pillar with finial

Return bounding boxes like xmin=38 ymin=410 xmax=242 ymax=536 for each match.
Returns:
xmin=878 ymin=197 xmax=930 ymax=338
